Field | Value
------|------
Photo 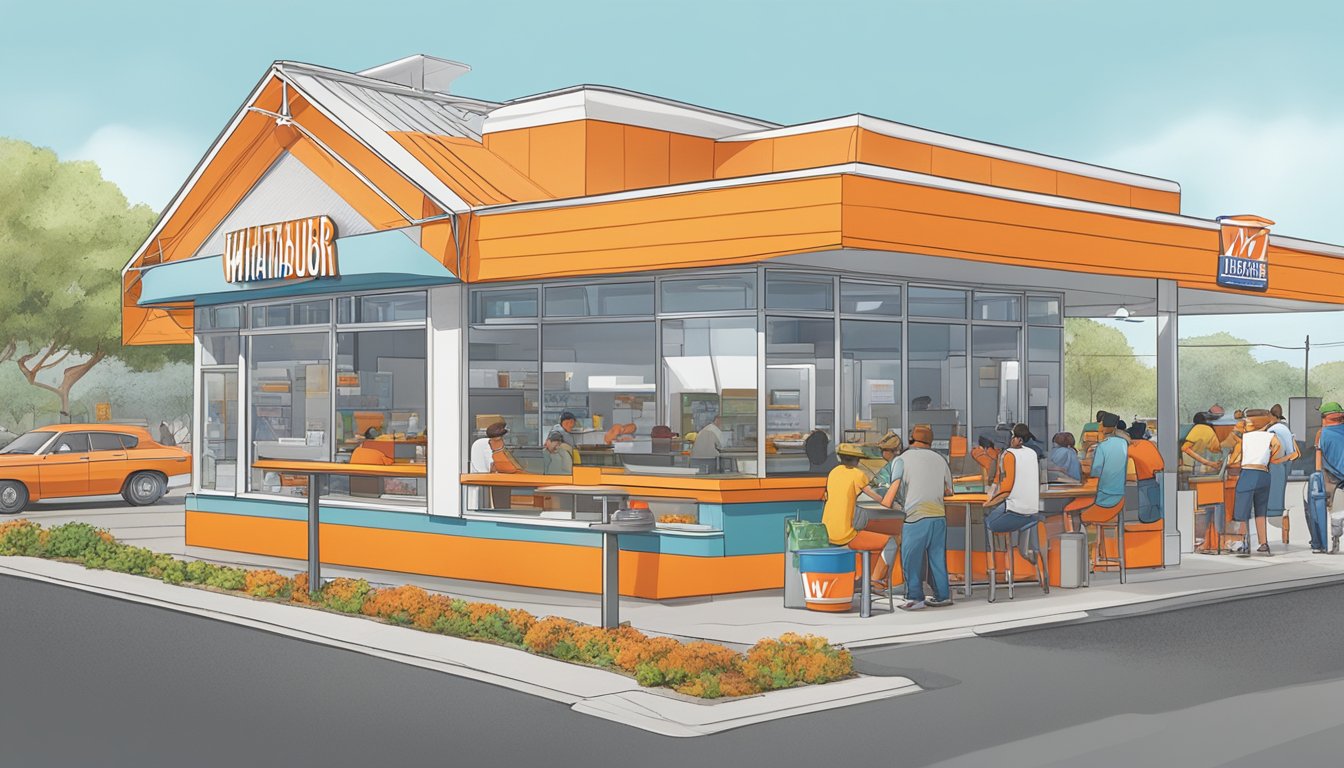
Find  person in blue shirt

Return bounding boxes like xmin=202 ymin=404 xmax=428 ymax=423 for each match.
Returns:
xmin=1316 ymin=401 xmax=1344 ymax=553
xmin=1047 ymin=432 xmax=1082 ymax=483
xmin=1080 ymin=412 xmax=1129 ymax=528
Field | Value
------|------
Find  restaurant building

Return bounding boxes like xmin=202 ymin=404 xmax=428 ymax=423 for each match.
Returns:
xmin=122 ymin=54 xmax=1344 ymax=598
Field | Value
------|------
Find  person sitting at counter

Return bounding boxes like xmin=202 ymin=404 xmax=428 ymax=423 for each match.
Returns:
xmin=549 ymin=411 xmax=580 ymax=445
xmin=469 ymin=421 xmax=523 ymax=510
xmin=971 ymin=435 xmax=1000 ymax=483
xmin=823 ymin=443 xmax=898 ymax=591
xmin=690 ymin=415 xmax=725 ymax=473
xmin=1127 ymin=421 xmax=1164 ymax=523
xmin=985 ymin=423 xmax=1043 ymax=565
xmin=869 ymin=432 xmax=904 ymax=492
xmin=542 ymin=431 xmax=576 ymax=475
xmin=881 ymin=425 xmax=954 ymax=610
xmin=1076 ymin=412 xmax=1128 ymax=530
xmin=1047 ymin=432 xmax=1082 ymax=484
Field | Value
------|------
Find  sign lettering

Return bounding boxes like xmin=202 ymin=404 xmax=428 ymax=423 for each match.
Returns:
xmin=1215 ymin=214 xmax=1273 ymax=291
xmin=222 ymin=216 xmax=338 ymax=284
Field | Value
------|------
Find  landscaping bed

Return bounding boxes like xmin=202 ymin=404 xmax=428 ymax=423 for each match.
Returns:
xmin=0 ymin=520 xmax=853 ymax=699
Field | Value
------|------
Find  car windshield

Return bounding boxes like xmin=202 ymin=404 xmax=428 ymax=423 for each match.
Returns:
xmin=0 ymin=431 xmax=56 ymax=455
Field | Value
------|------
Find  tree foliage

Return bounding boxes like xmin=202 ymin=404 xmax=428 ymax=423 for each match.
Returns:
xmin=1063 ymin=318 xmax=1155 ymax=431
xmin=1177 ymin=332 xmax=1306 ymax=417
xmin=0 ymin=137 xmax=188 ymax=418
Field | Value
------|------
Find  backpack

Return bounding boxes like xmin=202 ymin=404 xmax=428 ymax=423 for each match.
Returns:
xmin=786 ymin=518 xmax=830 ymax=568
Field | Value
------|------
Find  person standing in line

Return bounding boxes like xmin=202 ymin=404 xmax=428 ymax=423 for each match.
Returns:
xmin=1315 ymin=402 xmax=1344 ymax=553
xmin=690 ymin=415 xmax=725 ymax=473
xmin=1231 ymin=410 xmax=1290 ymax=555
xmin=1182 ymin=412 xmax=1223 ymax=475
xmin=984 ymin=424 xmax=1044 ymax=577
xmin=1127 ymin=421 xmax=1165 ymax=524
xmin=1265 ymin=404 xmax=1301 ymax=525
xmin=881 ymin=425 xmax=954 ymax=610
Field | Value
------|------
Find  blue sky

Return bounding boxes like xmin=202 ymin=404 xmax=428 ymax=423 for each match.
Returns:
xmin=4 ymin=0 xmax=1342 ymax=361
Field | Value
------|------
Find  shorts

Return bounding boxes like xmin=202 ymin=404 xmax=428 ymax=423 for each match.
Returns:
xmin=1233 ymin=469 xmax=1271 ymax=521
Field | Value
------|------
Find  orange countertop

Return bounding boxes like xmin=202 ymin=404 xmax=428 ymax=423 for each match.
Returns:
xmin=255 ymin=460 xmax=428 ymax=478
xmin=460 ymin=472 xmax=825 ymax=504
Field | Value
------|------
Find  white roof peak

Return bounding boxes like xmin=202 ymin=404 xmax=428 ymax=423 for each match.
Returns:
xmin=358 ymin=54 xmax=471 ymax=93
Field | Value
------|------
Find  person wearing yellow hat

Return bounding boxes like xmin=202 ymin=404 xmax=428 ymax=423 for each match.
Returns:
xmin=881 ymin=424 xmax=954 ymax=609
xmin=822 ymin=443 xmax=898 ymax=590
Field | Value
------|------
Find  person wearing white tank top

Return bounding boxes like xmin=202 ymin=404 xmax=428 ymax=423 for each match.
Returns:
xmin=985 ymin=424 xmax=1043 ymax=563
xmin=1231 ymin=411 xmax=1289 ymax=555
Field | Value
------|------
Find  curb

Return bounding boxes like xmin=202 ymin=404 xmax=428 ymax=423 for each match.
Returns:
xmin=0 ymin=557 xmax=919 ymax=737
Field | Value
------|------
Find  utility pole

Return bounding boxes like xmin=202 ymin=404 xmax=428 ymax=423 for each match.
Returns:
xmin=1305 ymin=335 xmax=1311 ymax=398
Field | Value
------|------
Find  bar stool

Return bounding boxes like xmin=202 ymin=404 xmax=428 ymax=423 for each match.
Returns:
xmin=1080 ymin=501 xmax=1126 ymax=585
xmin=856 ymin=550 xmax=895 ymax=617
xmin=987 ymin=524 xmax=1050 ymax=602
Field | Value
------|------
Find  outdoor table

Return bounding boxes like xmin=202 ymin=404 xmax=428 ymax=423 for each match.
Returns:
xmin=536 ymin=485 xmax=633 ymax=628
xmin=253 ymin=460 xmax=428 ymax=594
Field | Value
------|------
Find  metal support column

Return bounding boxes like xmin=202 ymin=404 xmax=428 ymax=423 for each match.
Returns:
xmin=600 ymin=497 xmax=619 ymax=629
xmin=1156 ymin=280 xmax=1182 ymax=566
xmin=308 ymin=473 xmax=322 ymax=595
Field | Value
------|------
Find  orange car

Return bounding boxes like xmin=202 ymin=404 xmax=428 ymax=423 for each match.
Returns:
xmin=0 ymin=425 xmax=190 ymax=514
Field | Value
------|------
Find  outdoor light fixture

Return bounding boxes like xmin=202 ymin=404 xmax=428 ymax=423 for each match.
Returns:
xmin=1110 ymin=307 xmax=1143 ymax=323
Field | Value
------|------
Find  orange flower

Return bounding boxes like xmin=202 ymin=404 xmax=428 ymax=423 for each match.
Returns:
xmin=522 ymin=616 xmax=580 ymax=654
xmin=244 ymin=569 xmax=289 ymax=599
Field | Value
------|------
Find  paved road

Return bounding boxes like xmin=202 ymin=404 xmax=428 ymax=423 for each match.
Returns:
xmin=2 ymin=573 xmax=1342 ymax=767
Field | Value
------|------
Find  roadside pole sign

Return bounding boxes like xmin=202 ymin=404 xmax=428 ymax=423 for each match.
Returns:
xmin=95 ymin=403 xmax=112 ymax=422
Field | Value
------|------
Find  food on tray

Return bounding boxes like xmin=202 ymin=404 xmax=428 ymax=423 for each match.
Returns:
xmin=658 ymin=513 xmax=698 ymax=524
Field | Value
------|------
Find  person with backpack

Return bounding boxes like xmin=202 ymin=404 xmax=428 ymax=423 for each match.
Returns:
xmin=1315 ymin=402 xmax=1344 ymax=554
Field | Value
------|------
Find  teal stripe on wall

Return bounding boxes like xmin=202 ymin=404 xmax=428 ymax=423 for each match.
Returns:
xmin=187 ymin=495 xmax=725 ymax=557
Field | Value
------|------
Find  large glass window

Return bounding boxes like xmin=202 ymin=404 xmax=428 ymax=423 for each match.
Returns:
xmin=908 ymin=287 xmax=968 ymax=319
xmin=766 ymin=272 xmax=833 ymax=312
xmin=249 ymin=332 xmax=331 ymax=495
xmin=472 ymin=288 xmax=538 ymax=324
xmin=339 ymin=292 xmax=427 ymax=324
xmin=202 ymin=371 xmax=238 ymax=492
xmin=1028 ymin=295 xmax=1062 ymax=325
xmin=544 ymin=282 xmax=653 ymax=317
xmin=1028 ymin=326 xmax=1063 ymax=446
xmin=660 ymin=275 xmax=756 ymax=314
xmin=542 ymin=322 xmax=656 ymax=469
xmin=661 ymin=317 xmax=757 ymax=475
xmin=765 ymin=318 xmax=835 ymax=475
xmin=973 ymin=292 xmax=1022 ymax=322
xmin=841 ymin=281 xmax=901 ymax=317
xmin=841 ymin=320 xmax=902 ymax=444
xmin=197 ymin=304 xmax=241 ymax=366
xmin=251 ymin=299 xmax=331 ymax=329
xmin=468 ymin=326 xmax=539 ymax=448
xmin=908 ymin=323 xmax=967 ymax=459
xmin=971 ymin=325 xmax=1022 ymax=450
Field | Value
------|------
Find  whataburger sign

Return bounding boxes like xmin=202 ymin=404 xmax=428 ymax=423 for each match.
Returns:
xmin=1215 ymin=214 xmax=1273 ymax=291
xmin=222 ymin=216 xmax=338 ymax=283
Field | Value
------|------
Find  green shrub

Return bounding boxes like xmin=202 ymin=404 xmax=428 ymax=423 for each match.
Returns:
xmin=160 ymin=560 xmax=186 ymax=585
xmin=44 ymin=523 xmax=106 ymax=560
xmin=319 ymin=578 xmax=371 ymax=613
xmin=431 ymin=600 xmax=473 ymax=637
xmin=184 ymin=560 xmax=214 ymax=584
xmin=79 ymin=538 xmax=127 ymax=569
xmin=0 ymin=520 xmax=46 ymax=556
xmin=203 ymin=565 xmax=247 ymax=591
xmin=105 ymin=546 xmax=158 ymax=575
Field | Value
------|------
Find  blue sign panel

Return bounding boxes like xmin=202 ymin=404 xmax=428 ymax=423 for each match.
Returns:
xmin=1216 ymin=255 xmax=1268 ymax=291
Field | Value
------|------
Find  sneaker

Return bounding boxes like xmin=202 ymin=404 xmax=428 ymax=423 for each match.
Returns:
xmin=897 ymin=599 xmax=927 ymax=611
xmin=926 ymin=597 xmax=953 ymax=608
xmin=1333 ymin=536 xmax=1341 ymax=554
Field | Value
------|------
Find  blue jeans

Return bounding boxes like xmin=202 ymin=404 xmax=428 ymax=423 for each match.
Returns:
xmin=900 ymin=517 xmax=950 ymax=603
xmin=1233 ymin=469 xmax=1271 ymax=522
xmin=985 ymin=504 xmax=1038 ymax=559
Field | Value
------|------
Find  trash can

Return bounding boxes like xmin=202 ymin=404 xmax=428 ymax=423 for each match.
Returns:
xmin=1057 ymin=532 xmax=1087 ymax=589
xmin=785 ymin=519 xmax=829 ymax=609
xmin=797 ymin=547 xmax=857 ymax=612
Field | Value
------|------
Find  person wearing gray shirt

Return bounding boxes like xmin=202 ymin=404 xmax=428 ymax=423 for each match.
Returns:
xmin=881 ymin=425 xmax=953 ymax=610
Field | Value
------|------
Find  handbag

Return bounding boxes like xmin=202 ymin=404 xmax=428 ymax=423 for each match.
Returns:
xmin=786 ymin=518 xmax=829 ymax=568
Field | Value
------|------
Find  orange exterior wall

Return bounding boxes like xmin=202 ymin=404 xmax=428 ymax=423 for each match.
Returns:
xmin=186 ymin=510 xmax=782 ymax=599
xmin=482 ymin=121 xmax=1179 ymax=213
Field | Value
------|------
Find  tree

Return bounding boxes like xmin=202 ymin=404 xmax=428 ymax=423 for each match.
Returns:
xmin=0 ymin=138 xmax=189 ymax=419
xmin=1178 ymin=332 xmax=1304 ymax=417
xmin=1063 ymin=318 xmax=1155 ymax=431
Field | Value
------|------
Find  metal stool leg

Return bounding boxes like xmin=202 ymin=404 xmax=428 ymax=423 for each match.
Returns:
xmin=1036 ymin=527 xmax=1051 ymax=595
xmin=1118 ymin=517 xmax=1127 ymax=584
xmin=1006 ymin=532 xmax=1016 ymax=600
xmin=859 ymin=551 xmax=872 ymax=618
xmin=987 ymin=529 xmax=998 ymax=603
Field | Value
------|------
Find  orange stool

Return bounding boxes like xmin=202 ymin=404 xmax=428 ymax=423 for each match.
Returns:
xmin=1079 ymin=500 xmax=1126 ymax=585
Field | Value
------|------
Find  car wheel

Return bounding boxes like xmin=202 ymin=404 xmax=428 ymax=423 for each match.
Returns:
xmin=123 ymin=472 xmax=166 ymax=506
xmin=0 ymin=481 xmax=28 ymax=515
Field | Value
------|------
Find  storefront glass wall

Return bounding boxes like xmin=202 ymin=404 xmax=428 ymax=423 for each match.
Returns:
xmin=194 ymin=292 xmax=429 ymax=507
xmin=464 ymin=268 xmax=1062 ymax=488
